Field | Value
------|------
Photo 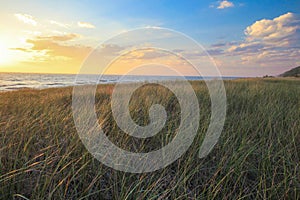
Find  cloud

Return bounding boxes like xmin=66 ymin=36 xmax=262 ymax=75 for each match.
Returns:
xmin=227 ymin=42 xmax=264 ymax=54
xmin=26 ymin=39 xmax=91 ymax=60
xmin=206 ymin=49 xmax=224 ymax=56
xmin=119 ymin=49 xmax=169 ymax=61
xmin=225 ymin=12 xmax=300 ymax=67
xmin=105 ymin=48 xmax=200 ymax=76
xmin=36 ymin=33 xmax=80 ymax=41
xmin=164 ymin=12 xmax=298 ymax=71
xmin=49 ymin=20 xmax=69 ymax=28
xmin=97 ymin=44 xmax=125 ymax=55
xmin=14 ymin=13 xmax=37 ymax=26
xmin=217 ymin=1 xmax=234 ymax=9
xmin=210 ymin=41 xmax=238 ymax=48
xmin=11 ymin=33 xmax=91 ymax=63
xmin=197 ymin=12 xmax=300 ymax=75
xmin=77 ymin=21 xmax=96 ymax=28
xmin=228 ymin=12 xmax=300 ymax=53
xmin=9 ymin=47 xmax=32 ymax=52
xmin=239 ymin=48 xmax=300 ymax=67
xmin=244 ymin=12 xmax=299 ymax=45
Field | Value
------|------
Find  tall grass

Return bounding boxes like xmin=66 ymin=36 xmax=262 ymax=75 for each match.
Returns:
xmin=0 ymin=78 xmax=299 ymax=199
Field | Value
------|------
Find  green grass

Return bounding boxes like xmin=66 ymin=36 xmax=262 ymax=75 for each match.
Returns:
xmin=0 ymin=78 xmax=299 ymax=199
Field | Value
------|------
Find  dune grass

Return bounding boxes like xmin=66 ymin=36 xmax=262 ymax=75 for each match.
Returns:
xmin=0 ymin=78 xmax=299 ymax=199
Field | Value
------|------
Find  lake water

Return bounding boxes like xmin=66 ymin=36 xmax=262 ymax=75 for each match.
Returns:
xmin=0 ymin=73 xmax=240 ymax=91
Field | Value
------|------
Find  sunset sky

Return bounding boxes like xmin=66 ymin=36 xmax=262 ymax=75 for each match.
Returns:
xmin=0 ymin=0 xmax=299 ymax=76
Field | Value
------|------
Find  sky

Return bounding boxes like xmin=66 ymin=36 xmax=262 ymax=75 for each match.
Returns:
xmin=0 ymin=0 xmax=299 ymax=76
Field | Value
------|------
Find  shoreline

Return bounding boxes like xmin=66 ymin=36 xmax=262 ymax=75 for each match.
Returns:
xmin=0 ymin=77 xmax=298 ymax=93
xmin=0 ymin=73 xmax=244 ymax=92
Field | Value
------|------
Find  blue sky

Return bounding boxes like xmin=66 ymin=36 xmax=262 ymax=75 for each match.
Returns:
xmin=0 ymin=0 xmax=299 ymax=76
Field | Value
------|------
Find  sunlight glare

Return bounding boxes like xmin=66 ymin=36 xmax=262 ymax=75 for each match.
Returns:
xmin=0 ymin=42 xmax=11 ymax=65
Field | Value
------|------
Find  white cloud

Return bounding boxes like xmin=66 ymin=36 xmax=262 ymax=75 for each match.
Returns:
xmin=14 ymin=13 xmax=37 ymax=26
xmin=77 ymin=21 xmax=95 ymax=29
xmin=225 ymin=12 xmax=300 ymax=67
xmin=228 ymin=12 xmax=300 ymax=53
xmin=49 ymin=20 xmax=69 ymax=28
xmin=217 ymin=1 xmax=234 ymax=9
xmin=244 ymin=12 xmax=299 ymax=45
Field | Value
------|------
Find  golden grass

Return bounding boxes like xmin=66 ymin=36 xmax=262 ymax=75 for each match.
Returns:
xmin=0 ymin=78 xmax=299 ymax=199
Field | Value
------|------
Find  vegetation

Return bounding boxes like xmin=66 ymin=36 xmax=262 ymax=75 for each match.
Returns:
xmin=0 ymin=78 xmax=299 ymax=199
xmin=279 ymin=66 xmax=300 ymax=77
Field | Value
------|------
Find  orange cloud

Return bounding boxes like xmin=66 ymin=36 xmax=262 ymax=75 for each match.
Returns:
xmin=25 ymin=38 xmax=91 ymax=61
xmin=10 ymin=33 xmax=92 ymax=73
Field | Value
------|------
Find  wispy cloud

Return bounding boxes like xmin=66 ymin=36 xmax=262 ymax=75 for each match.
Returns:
xmin=10 ymin=47 xmax=32 ymax=52
xmin=77 ymin=21 xmax=95 ymax=29
xmin=216 ymin=1 xmax=234 ymax=9
xmin=49 ymin=20 xmax=70 ymax=28
xmin=14 ymin=13 xmax=37 ymax=26
xmin=36 ymin=33 xmax=80 ymax=41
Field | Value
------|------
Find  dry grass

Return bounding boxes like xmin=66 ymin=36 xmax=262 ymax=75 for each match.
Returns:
xmin=0 ymin=78 xmax=299 ymax=199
